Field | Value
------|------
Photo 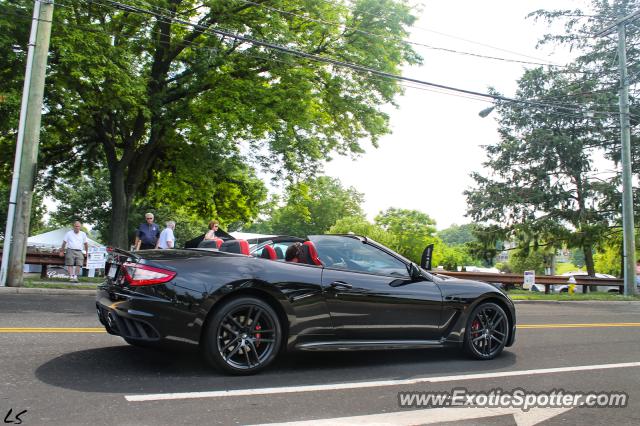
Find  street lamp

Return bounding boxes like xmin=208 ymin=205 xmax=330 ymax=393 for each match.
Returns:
xmin=478 ymin=106 xmax=495 ymax=118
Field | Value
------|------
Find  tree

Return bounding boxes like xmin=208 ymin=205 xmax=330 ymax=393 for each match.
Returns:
xmin=250 ymin=176 xmax=365 ymax=237
xmin=0 ymin=180 xmax=48 ymax=241
xmin=465 ymin=67 xmax=614 ymax=276
xmin=374 ymin=208 xmax=439 ymax=263
xmin=508 ymin=248 xmax=547 ymax=275
xmin=438 ymin=223 xmax=477 ymax=246
xmin=0 ymin=0 xmax=420 ymax=248
xmin=528 ymin=0 xmax=640 ymax=268
xmin=329 ymin=215 xmax=397 ymax=247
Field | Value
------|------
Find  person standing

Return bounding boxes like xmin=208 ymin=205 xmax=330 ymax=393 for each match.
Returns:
xmin=59 ymin=221 xmax=88 ymax=282
xmin=134 ymin=213 xmax=160 ymax=250
xmin=156 ymin=221 xmax=176 ymax=249
xmin=204 ymin=220 xmax=219 ymax=241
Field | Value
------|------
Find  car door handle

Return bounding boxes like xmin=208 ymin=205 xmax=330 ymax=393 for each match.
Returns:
xmin=330 ymin=281 xmax=352 ymax=289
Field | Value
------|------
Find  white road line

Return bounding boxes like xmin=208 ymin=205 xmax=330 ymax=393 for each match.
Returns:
xmin=125 ymin=361 xmax=640 ymax=402
xmin=251 ymin=406 xmax=572 ymax=426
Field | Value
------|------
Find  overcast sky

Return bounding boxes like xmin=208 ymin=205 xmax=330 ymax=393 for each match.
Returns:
xmin=324 ymin=0 xmax=589 ymax=230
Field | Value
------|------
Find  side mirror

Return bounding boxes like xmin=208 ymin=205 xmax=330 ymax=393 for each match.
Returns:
xmin=409 ymin=262 xmax=423 ymax=280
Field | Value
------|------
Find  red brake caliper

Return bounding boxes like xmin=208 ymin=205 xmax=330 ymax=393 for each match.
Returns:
xmin=471 ymin=319 xmax=481 ymax=338
xmin=255 ymin=324 xmax=262 ymax=347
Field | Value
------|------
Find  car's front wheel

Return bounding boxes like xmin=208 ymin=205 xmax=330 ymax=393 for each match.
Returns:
xmin=203 ymin=296 xmax=282 ymax=375
xmin=463 ymin=302 xmax=509 ymax=360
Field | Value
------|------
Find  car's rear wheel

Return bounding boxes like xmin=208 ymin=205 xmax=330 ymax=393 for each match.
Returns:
xmin=463 ymin=302 xmax=509 ymax=360
xmin=203 ymin=296 xmax=282 ymax=375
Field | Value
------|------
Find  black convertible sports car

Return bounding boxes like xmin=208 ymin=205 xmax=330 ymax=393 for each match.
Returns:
xmin=96 ymin=234 xmax=516 ymax=375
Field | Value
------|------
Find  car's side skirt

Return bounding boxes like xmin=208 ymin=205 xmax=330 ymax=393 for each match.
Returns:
xmin=295 ymin=339 xmax=447 ymax=351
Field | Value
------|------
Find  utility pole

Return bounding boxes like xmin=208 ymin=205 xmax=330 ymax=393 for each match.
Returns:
xmin=0 ymin=1 xmax=54 ymax=287
xmin=616 ymin=20 xmax=637 ymax=296
xmin=594 ymin=10 xmax=638 ymax=296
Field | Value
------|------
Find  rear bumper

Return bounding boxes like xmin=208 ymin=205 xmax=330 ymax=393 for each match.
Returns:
xmin=96 ymin=288 xmax=161 ymax=341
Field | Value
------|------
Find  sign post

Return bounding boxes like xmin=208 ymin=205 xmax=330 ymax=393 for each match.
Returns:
xmin=86 ymin=247 xmax=107 ymax=277
xmin=523 ymin=270 xmax=535 ymax=290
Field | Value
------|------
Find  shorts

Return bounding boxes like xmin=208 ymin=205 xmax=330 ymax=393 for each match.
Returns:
xmin=65 ymin=249 xmax=84 ymax=266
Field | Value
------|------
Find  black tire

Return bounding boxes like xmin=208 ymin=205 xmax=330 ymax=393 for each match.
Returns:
xmin=203 ymin=296 xmax=282 ymax=375
xmin=463 ymin=302 xmax=509 ymax=360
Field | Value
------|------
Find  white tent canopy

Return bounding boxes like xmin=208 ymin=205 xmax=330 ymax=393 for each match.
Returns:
xmin=28 ymin=228 xmax=104 ymax=248
xmin=229 ymin=232 xmax=277 ymax=241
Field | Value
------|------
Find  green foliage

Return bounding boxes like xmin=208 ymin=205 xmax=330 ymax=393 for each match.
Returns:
xmin=0 ymin=0 xmax=421 ymax=247
xmin=373 ymin=208 xmax=438 ymax=263
xmin=250 ymin=176 xmax=365 ymax=237
xmin=438 ymin=223 xmax=477 ymax=246
xmin=48 ymin=170 xmax=111 ymax=233
xmin=508 ymin=249 xmax=547 ymax=275
xmin=466 ymin=225 xmax=506 ymax=267
xmin=0 ymin=179 xmax=48 ymax=241
xmin=329 ymin=215 xmax=396 ymax=247
xmin=594 ymin=245 xmax=621 ymax=277
xmin=465 ymin=66 xmax=613 ymax=274
xmin=570 ymin=248 xmax=586 ymax=269
xmin=438 ymin=245 xmax=475 ymax=271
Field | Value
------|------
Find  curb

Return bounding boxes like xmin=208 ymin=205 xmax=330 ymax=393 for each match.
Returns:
xmin=0 ymin=286 xmax=96 ymax=295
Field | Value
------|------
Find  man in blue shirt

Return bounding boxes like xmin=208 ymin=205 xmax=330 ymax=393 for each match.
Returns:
xmin=134 ymin=213 xmax=160 ymax=250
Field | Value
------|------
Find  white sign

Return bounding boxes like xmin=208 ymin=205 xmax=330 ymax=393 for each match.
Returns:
xmin=523 ymin=270 xmax=535 ymax=290
xmin=86 ymin=247 xmax=107 ymax=270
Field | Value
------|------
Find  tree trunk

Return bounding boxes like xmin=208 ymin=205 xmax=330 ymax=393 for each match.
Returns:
xmin=109 ymin=168 xmax=131 ymax=249
xmin=583 ymin=243 xmax=595 ymax=293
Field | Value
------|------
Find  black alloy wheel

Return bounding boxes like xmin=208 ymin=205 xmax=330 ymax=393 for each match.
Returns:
xmin=203 ymin=296 xmax=282 ymax=375
xmin=464 ymin=302 xmax=509 ymax=360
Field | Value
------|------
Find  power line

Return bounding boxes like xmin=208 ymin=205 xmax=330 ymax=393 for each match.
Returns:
xmin=97 ymin=0 xmax=594 ymax=71
xmin=230 ymin=0 xmax=570 ymax=68
xmin=21 ymin=0 xmax=627 ymax=119
xmin=79 ymin=0 xmax=620 ymax=118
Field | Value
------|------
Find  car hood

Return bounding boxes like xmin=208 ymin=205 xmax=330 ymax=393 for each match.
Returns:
xmin=430 ymin=273 xmax=510 ymax=298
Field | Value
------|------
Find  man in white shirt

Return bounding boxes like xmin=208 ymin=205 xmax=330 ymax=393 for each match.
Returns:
xmin=59 ymin=221 xmax=88 ymax=282
xmin=156 ymin=221 xmax=176 ymax=249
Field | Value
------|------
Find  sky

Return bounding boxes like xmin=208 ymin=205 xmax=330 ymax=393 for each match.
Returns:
xmin=323 ymin=0 xmax=589 ymax=230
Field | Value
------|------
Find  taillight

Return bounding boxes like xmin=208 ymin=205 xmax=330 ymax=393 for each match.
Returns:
xmin=122 ymin=262 xmax=176 ymax=286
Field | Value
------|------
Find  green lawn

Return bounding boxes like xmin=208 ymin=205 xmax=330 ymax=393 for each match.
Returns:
xmin=22 ymin=275 xmax=102 ymax=290
xmin=507 ymin=289 xmax=640 ymax=301
xmin=554 ymin=263 xmax=583 ymax=275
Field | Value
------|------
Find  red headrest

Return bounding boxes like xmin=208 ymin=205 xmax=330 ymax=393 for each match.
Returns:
xmin=303 ymin=241 xmax=323 ymax=266
xmin=260 ymin=245 xmax=277 ymax=260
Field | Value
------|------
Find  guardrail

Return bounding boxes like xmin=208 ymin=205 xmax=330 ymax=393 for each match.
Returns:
xmin=434 ymin=271 xmax=624 ymax=294
xmin=0 ymin=247 xmax=65 ymax=279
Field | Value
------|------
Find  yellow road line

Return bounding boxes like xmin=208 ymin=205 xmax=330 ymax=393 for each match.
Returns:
xmin=518 ymin=322 xmax=640 ymax=329
xmin=0 ymin=323 xmax=640 ymax=333
xmin=0 ymin=327 xmax=106 ymax=333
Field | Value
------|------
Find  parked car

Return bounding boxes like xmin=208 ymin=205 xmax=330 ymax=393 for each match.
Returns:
xmin=96 ymin=234 xmax=516 ymax=374
xmin=528 ymin=271 xmax=620 ymax=293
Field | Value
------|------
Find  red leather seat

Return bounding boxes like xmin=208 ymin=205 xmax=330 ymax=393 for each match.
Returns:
xmin=260 ymin=245 xmax=277 ymax=260
xmin=302 ymin=241 xmax=323 ymax=266
xmin=219 ymin=239 xmax=250 ymax=255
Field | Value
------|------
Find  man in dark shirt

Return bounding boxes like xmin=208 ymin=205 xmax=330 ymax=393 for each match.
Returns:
xmin=134 ymin=213 xmax=160 ymax=250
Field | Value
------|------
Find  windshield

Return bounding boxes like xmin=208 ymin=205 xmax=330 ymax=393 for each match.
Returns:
xmin=308 ymin=235 xmax=411 ymax=277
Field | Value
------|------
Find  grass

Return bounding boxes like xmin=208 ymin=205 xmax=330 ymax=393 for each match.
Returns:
xmin=21 ymin=275 xmax=102 ymax=290
xmin=507 ymin=289 xmax=640 ymax=301
xmin=22 ymin=281 xmax=99 ymax=290
xmin=554 ymin=263 xmax=583 ymax=275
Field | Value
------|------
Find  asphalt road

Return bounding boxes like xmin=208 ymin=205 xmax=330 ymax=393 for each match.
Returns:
xmin=1 ymin=293 xmax=639 ymax=425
